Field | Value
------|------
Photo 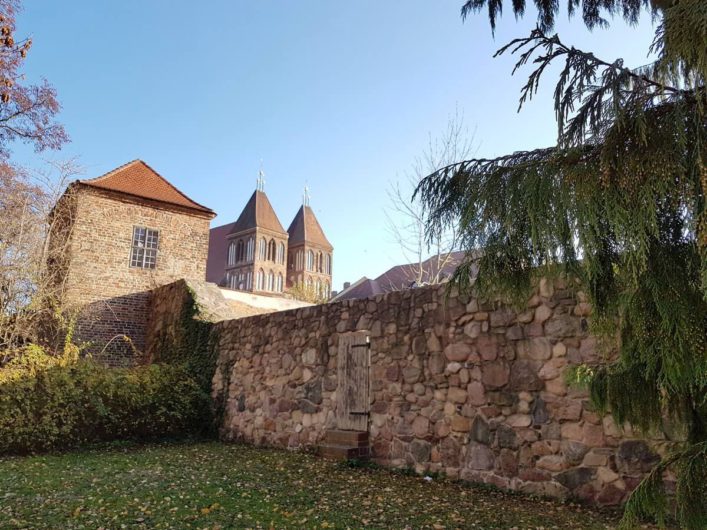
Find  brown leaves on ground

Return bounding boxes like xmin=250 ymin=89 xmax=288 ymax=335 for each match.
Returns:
xmin=0 ymin=441 xmax=647 ymax=529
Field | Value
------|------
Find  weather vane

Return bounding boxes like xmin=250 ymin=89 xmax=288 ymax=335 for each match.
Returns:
xmin=303 ymin=183 xmax=310 ymax=206
xmin=257 ymin=160 xmax=265 ymax=191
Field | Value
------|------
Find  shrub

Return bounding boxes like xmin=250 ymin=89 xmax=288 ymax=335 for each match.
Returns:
xmin=0 ymin=345 xmax=210 ymax=454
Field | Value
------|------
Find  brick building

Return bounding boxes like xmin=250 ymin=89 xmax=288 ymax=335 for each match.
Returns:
xmin=50 ymin=160 xmax=215 ymax=365
xmin=286 ymin=192 xmax=333 ymax=298
xmin=207 ymin=182 xmax=333 ymax=299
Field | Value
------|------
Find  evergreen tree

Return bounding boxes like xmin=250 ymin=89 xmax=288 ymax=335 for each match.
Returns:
xmin=417 ymin=1 xmax=706 ymax=527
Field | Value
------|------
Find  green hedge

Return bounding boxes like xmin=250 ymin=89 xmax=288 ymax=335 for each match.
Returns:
xmin=0 ymin=348 xmax=210 ymax=454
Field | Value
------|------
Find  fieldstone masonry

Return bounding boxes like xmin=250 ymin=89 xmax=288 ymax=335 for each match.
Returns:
xmin=209 ymin=279 xmax=672 ymax=506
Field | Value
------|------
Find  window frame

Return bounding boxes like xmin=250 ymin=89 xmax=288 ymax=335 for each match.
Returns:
xmin=130 ymin=226 xmax=159 ymax=269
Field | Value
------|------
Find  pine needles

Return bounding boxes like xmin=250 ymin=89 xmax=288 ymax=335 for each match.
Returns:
xmin=418 ymin=3 xmax=707 ymax=527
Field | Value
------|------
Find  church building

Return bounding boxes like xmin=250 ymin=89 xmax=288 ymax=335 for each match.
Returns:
xmin=206 ymin=176 xmax=333 ymax=299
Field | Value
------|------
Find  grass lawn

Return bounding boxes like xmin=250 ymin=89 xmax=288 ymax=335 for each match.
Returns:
xmin=0 ymin=441 xmax=643 ymax=529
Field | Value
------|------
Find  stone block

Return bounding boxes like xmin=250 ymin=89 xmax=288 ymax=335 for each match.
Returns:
xmin=545 ymin=314 xmax=580 ymax=338
xmin=561 ymin=440 xmax=589 ymax=465
xmin=448 ymin=387 xmax=468 ymax=404
xmin=616 ymin=440 xmax=660 ymax=474
xmin=555 ymin=467 xmax=596 ymax=491
xmin=509 ymin=360 xmax=543 ymax=391
xmin=451 ymin=415 xmax=471 ymax=432
xmin=496 ymin=424 xmax=518 ymax=449
xmin=468 ymin=443 xmax=495 ymax=470
xmin=470 ymin=416 xmax=491 ymax=445
xmin=467 ymin=381 xmax=486 ymax=406
xmin=444 ymin=343 xmax=471 ymax=362
xmin=537 ymin=455 xmax=567 ymax=472
xmin=481 ymin=361 xmax=510 ymax=388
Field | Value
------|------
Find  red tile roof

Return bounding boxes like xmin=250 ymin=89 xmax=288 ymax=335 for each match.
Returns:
xmin=287 ymin=205 xmax=332 ymax=249
xmin=78 ymin=160 xmax=214 ymax=216
xmin=229 ymin=190 xmax=287 ymax=235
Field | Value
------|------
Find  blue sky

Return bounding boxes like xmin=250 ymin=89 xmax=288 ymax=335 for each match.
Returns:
xmin=15 ymin=1 xmax=656 ymax=290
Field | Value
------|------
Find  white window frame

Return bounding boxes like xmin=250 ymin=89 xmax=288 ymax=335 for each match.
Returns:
xmin=130 ymin=226 xmax=159 ymax=269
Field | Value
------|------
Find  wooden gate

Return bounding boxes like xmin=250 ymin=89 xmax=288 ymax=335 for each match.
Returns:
xmin=336 ymin=330 xmax=370 ymax=431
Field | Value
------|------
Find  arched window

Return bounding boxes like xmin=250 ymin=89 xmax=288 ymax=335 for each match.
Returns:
xmin=227 ymin=242 xmax=236 ymax=267
xmin=296 ymin=250 xmax=304 ymax=270
xmin=238 ymin=273 xmax=245 ymax=290
xmin=267 ymin=271 xmax=274 ymax=291
xmin=316 ymin=279 xmax=322 ymax=296
xmin=317 ymin=252 xmax=323 ymax=272
xmin=277 ymin=242 xmax=285 ymax=264
xmin=277 ymin=273 xmax=283 ymax=292
xmin=325 ymin=253 xmax=332 ymax=275
xmin=256 ymin=269 xmax=264 ymax=290
xmin=236 ymin=239 xmax=244 ymax=262
xmin=324 ymin=281 xmax=330 ymax=299
xmin=259 ymin=238 xmax=267 ymax=260
xmin=246 ymin=271 xmax=253 ymax=290
xmin=307 ymin=250 xmax=314 ymax=271
xmin=246 ymin=237 xmax=254 ymax=262
xmin=307 ymin=277 xmax=313 ymax=289
xmin=267 ymin=239 xmax=276 ymax=261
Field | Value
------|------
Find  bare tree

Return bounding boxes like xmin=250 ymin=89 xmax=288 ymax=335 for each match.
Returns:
xmin=385 ymin=109 xmax=475 ymax=289
xmin=0 ymin=159 xmax=81 ymax=359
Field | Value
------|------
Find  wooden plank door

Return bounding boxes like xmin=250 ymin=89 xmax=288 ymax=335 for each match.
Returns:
xmin=336 ymin=330 xmax=370 ymax=431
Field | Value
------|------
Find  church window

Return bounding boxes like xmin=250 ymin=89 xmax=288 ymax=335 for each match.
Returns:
xmin=277 ymin=273 xmax=283 ymax=292
xmin=316 ymin=279 xmax=322 ymax=296
xmin=267 ymin=271 xmax=274 ymax=291
xmin=246 ymin=237 xmax=254 ymax=262
xmin=324 ymin=281 xmax=330 ymax=299
xmin=317 ymin=252 xmax=323 ymax=272
xmin=325 ymin=253 xmax=332 ymax=275
xmin=256 ymin=269 xmax=265 ymax=290
xmin=259 ymin=238 xmax=267 ymax=260
xmin=227 ymin=242 xmax=236 ymax=267
xmin=130 ymin=226 xmax=159 ymax=269
xmin=307 ymin=250 xmax=314 ymax=271
xmin=246 ymin=271 xmax=253 ymax=289
xmin=236 ymin=239 xmax=244 ymax=262
xmin=268 ymin=239 xmax=276 ymax=261
xmin=277 ymin=242 xmax=285 ymax=264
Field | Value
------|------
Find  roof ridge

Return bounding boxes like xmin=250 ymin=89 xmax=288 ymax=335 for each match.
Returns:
xmin=79 ymin=159 xmax=214 ymax=215
xmin=84 ymin=159 xmax=142 ymax=183
xmin=137 ymin=160 xmax=214 ymax=213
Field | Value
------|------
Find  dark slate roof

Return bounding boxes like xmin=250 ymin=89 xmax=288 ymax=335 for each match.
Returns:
xmin=229 ymin=190 xmax=287 ymax=236
xmin=206 ymin=221 xmax=236 ymax=284
xmin=331 ymin=277 xmax=382 ymax=301
xmin=287 ymin=205 xmax=332 ymax=249
xmin=333 ymin=251 xmax=474 ymax=301
xmin=78 ymin=159 xmax=214 ymax=216
xmin=376 ymin=251 xmax=467 ymax=292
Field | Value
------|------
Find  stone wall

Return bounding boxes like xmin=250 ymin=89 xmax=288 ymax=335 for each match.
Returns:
xmin=212 ymin=279 xmax=668 ymax=506
xmin=55 ymin=187 xmax=212 ymax=366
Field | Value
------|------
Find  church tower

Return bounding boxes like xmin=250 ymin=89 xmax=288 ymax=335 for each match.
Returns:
xmin=286 ymin=188 xmax=333 ymax=299
xmin=222 ymin=173 xmax=288 ymax=294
